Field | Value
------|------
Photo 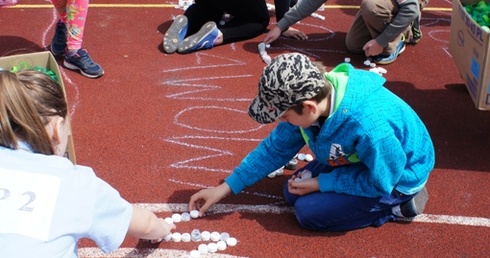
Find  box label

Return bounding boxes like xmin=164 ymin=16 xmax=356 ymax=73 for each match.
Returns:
xmin=458 ymin=3 xmax=485 ymax=46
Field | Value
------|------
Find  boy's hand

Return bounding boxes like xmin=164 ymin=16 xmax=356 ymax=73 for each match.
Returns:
xmin=189 ymin=183 xmax=231 ymax=216
xmin=288 ymin=176 xmax=319 ymax=195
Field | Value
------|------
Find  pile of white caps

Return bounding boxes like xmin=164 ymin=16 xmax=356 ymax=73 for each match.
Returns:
xmin=162 ymin=210 xmax=238 ymax=258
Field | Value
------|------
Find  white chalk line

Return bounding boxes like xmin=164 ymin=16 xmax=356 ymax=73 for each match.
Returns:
xmin=163 ymin=135 xmax=263 ymax=172
xmin=173 ymin=106 xmax=263 ymax=134
xmin=168 ymin=179 xmax=285 ymax=201
xmin=78 ymin=248 xmax=247 ymax=258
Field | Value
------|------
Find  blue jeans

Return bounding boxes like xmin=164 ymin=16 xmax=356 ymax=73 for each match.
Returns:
xmin=283 ymin=160 xmax=415 ymax=232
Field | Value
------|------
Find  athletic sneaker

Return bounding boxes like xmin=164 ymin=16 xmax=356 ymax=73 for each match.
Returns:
xmin=64 ymin=49 xmax=104 ymax=79
xmin=163 ymin=15 xmax=188 ymax=54
xmin=177 ymin=21 xmax=218 ymax=54
xmin=399 ymin=187 xmax=429 ymax=218
xmin=373 ymin=36 xmax=406 ymax=65
xmin=50 ymin=20 xmax=67 ymax=56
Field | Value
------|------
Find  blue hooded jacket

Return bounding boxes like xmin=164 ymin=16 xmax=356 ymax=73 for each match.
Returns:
xmin=225 ymin=63 xmax=435 ymax=198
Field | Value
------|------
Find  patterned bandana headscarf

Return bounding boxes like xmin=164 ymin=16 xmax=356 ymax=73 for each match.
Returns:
xmin=248 ymin=53 xmax=325 ymax=124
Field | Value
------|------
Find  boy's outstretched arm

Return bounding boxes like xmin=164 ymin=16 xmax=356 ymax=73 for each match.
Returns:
xmin=127 ymin=205 xmax=176 ymax=240
xmin=189 ymin=182 xmax=231 ymax=216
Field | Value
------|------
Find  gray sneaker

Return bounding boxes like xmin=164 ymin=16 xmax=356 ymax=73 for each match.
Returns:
xmin=64 ymin=49 xmax=104 ymax=79
xmin=163 ymin=15 xmax=188 ymax=54
xmin=400 ymin=187 xmax=429 ymax=217
xmin=177 ymin=21 xmax=218 ymax=54
xmin=374 ymin=35 xmax=406 ymax=65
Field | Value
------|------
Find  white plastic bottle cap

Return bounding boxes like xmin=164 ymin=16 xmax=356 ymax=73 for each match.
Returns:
xmin=344 ymin=57 xmax=351 ymax=63
xmin=220 ymin=232 xmax=230 ymax=242
xmin=216 ymin=240 xmax=227 ymax=251
xmin=302 ymin=170 xmax=313 ymax=180
xmin=207 ymin=242 xmax=218 ymax=253
xmin=191 ymin=229 xmax=201 ymax=242
xmin=164 ymin=217 xmax=174 ymax=224
xmin=171 ymin=213 xmax=182 ymax=223
xmin=164 ymin=233 xmax=172 ymax=242
xmin=190 ymin=210 xmax=200 ymax=218
xmin=189 ymin=250 xmax=201 ymax=258
xmin=363 ymin=60 xmax=371 ymax=66
xmin=275 ymin=167 xmax=285 ymax=176
xmin=267 ymin=171 xmax=276 ymax=178
xmin=305 ymin=154 xmax=314 ymax=162
xmin=210 ymin=231 xmax=221 ymax=242
xmin=198 ymin=244 xmax=209 ymax=254
xmin=369 ymin=62 xmax=376 ymax=68
xmin=171 ymin=232 xmax=181 ymax=242
xmin=201 ymin=231 xmax=211 ymax=241
xmin=181 ymin=233 xmax=191 ymax=242
xmin=181 ymin=212 xmax=191 ymax=222
xmin=297 ymin=153 xmax=306 ymax=161
xmin=226 ymin=237 xmax=237 ymax=247
xmin=377 ymin=67 xmax=387 ymax=74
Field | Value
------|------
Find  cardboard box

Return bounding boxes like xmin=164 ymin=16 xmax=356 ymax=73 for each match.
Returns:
xmin=449 ymin=0 xmax=490 ymax=110
xmin=0 ymin=51 xmax=77 ymax=163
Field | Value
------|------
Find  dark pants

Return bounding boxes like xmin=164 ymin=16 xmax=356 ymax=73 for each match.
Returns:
xmin=183 ymin=0 xmax=270 ymax=44
xmin=283 ymin=160 xmax=415 ymax=232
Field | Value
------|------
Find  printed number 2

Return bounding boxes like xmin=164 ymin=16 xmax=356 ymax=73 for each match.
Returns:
xmin=0 ymin=188 xmax=36 ymax=212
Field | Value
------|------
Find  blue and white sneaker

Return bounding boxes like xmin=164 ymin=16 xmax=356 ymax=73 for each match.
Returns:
xmin=64 ymin=49 xmax=104 ymax=79
xmin=50 ymin=20 xmax=67 ymax=56
xmin=177 ymin=21 xmax=218 ymax=54
xmin=374 ymin=36 xmax=406 ymax=65
xmin=163 ymin=15 xmax=188 ymax=54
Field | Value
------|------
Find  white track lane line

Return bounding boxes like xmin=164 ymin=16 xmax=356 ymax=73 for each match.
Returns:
xmin=134 ymin=203 xmax=490 ymax=227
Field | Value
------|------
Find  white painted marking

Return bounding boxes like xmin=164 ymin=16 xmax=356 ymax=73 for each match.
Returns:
xmin=133 ymin=203 xmax=490 ymax=228
xmin=78 ymin=248 xmax=247 ymax=258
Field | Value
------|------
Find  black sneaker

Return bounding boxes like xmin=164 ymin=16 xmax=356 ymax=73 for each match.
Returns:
xmin=50 ymin=20 xmax=67 ymax=56
xmin=400 ymin=187 xmax=429 ymax=217
xmin=64 ymin=49 xmax=104 ymax=78
xmin=163 ymin=15 xmax=188 ymax=54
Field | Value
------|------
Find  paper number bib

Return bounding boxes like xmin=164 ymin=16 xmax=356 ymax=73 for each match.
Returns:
xmin=0 ymin=167 xmax=61 ymax=241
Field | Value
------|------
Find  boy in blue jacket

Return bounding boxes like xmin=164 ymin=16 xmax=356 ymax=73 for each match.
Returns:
xmin=189 ymin=52 xmax=435 ymax=232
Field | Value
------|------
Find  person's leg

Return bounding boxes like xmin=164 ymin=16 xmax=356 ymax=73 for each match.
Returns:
xmin=214 ymin=0 xmax=269 ymax=44
xmin=51 ymin=0 xmax=103 ymax=78
xmin=358 ymin=0 xmax=400 ymax=55
xmin=345 ymin=10 xmax=372 ymax=54
xmin=283 ymin=160 xmax=414 ymax=232
xmin=172 ymin=0 xmax=224 ymax=54
xmin=50 ymin=0 xmax=68 ymax=55
xmin=184 ymin=0 xmax=224 ymax=36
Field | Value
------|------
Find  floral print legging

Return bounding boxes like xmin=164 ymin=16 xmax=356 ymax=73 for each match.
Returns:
xmin=51 ymin=0 xmax=89 ymax=50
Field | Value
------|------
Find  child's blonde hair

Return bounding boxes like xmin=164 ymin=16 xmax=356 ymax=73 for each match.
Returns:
xmin=0 ymin=70 xmax=67 ymax=154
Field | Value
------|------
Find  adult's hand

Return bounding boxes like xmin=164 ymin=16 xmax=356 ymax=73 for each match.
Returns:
xmin=362 ymin=39 xmax=384 ymax=57
xmin=281 ymin=27 xmax=307 ymax=41
xmin=189 ymin=182 xmax=231 ymax=216
xmin=263 ymin=26 xmax=282 ymax=44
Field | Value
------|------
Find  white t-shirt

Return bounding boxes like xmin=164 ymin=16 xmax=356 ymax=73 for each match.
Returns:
xmin=0 ymin=146 xmax=132 ymax=258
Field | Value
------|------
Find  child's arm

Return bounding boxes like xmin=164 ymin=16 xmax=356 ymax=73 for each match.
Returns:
xmin=126 ymin=205 xmax=176 ymax=240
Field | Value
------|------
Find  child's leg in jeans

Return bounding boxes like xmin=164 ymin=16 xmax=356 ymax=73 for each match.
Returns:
xmin=283 ymin=160 xmax=413 ymax=232
xmin=51 ymin=0 xmax=88 ymax=53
